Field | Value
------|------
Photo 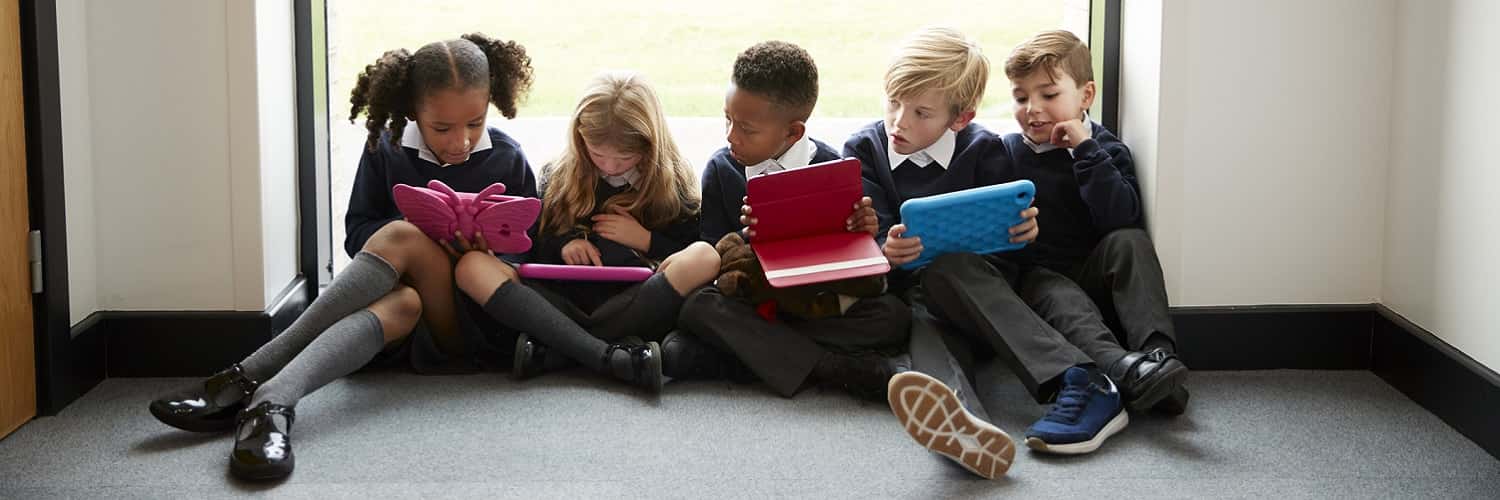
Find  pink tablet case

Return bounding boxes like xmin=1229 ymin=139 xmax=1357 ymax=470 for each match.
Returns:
xmin=517 ymin=264 xmax=655 ymax=282
xmin=745 ymin=158 xmax=890 ymax=288
xmin=391 ymin=180 xmax=541 ymax=255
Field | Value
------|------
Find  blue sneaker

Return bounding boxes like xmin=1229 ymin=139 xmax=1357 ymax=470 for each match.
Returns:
xmin=1024 ymin=366 xmax=1129 ymax=454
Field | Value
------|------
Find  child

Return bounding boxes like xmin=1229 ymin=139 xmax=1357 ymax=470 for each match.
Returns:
xmin=451 ymin=71 xmax=721 ymax=393
xmin=148 ymin=34 xmax=537 ymax=480
xmin=672 ymin=41 xmax=910 ymax=401
xmin=698 ymin=41 xmax=846 ymax=243
xmin=846 ymin=26 xmax=1098 ymax=479
xmin=999 ymin=30 xmax=1188 ymax=413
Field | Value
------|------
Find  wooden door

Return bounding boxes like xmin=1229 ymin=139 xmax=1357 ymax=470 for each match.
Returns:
xmin=0 ymin=0 xmax=37 ymax=439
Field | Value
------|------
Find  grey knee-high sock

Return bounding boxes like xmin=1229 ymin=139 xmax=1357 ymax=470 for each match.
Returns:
xmin=250 ymin=310 xmax=385 ymax=409
xmin=240 ymin=251 xmax=399 ymax=381
xmin=482 ymin=281 xmax=611 ymax=372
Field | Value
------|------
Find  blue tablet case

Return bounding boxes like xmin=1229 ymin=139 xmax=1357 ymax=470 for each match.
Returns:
xmin=897 ymin=180 xmax=1036 ymax=270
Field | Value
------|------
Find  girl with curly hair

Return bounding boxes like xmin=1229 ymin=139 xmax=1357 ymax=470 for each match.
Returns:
xmin=147 ymin=33 xmax=536 ymax=481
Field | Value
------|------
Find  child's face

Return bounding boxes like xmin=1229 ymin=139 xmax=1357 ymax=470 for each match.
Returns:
xmin=884 ymin=89 xmax=971 ymax=155
xmin=1010 ymin=68 xmax=1096 ymax=144
xmin=723 ymin=86 xmax=802 ymax=166
xmin=414 ymin=87 xmax=490 ymax=165
xmin=584 ymin=140 xmax=642 ymax=177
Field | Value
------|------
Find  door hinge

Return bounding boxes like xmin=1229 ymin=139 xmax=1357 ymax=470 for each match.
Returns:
xmin=29 ymin=230 xmax=42 ymax=294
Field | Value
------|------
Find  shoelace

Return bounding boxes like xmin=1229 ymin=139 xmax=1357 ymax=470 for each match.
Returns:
xmin=1043 ymin=384 xmax=1091 ymax=424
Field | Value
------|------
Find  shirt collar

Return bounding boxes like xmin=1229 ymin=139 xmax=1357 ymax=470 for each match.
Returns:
xmin=602 ymin=168 xmax=642 ymax=188
xmin=889 ymin=128 xmax=956 ymax=171
xmin=401 ymin=120 xmax=493 ymax=167
xmin=745 ymin=134 xmax=816 ymax=178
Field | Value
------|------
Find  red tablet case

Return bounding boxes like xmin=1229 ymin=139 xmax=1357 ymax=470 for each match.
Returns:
xmin=745 ymin=158 xmax=890 ymax=288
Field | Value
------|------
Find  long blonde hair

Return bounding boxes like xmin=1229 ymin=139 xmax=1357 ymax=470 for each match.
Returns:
xmin=540 ymin=71 xmax=699 ymax=235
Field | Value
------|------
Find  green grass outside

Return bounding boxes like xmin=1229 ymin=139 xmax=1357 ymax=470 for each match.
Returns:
xmin=328 ymin=0 xmax=1065 ymax=119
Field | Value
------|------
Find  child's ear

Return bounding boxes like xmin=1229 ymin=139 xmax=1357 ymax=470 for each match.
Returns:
xmin=786 ymin=120 xmax=807 ymax=146
xmin=948 ymin=110 xmax=976 ymax=132
xmin=1081 ymin=81 xmax=1097 ymax=112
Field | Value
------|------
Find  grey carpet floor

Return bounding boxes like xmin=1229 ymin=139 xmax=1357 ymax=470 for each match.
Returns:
xmin=1 ymin=368 xmax=1497 ymax=499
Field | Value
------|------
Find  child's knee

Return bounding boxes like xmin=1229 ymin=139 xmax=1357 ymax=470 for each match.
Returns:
xmin=684 ymin=241 xmax=721 ymax=271
xmin=1101 ymin=228 xmax=1153 ymax=256
xmin=454 ymin=252 xmax=514 ymax=301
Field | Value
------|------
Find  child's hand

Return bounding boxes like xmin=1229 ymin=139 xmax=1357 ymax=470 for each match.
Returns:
xmin=1010 ymin=206 xmax=1040 ymax=244
xmin=883 ymin=224 xmax=923 ymax=266
xmin=562 ymin=238 xmax=603 ymax=267
xmin=846 ymin=196 xmax=878 ymax=235
xmin=444 ymin=231 xmax=491 ymax=259
xmin=739 ymin=196 xmax=758 ymax=238
xmin=592 ymin=206 xmax=651 ymax=252
xmin=1049 ymin=119 xmax=1093 ymax=149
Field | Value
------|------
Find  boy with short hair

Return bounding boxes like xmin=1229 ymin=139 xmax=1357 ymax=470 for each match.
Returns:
xmin=855 ymin=27 xmax=1172 ymax=479
xmin=1000 ymin=29 xmax=1188 ymax=415
xmin=671 ymin=41 xmax=911 ymax=401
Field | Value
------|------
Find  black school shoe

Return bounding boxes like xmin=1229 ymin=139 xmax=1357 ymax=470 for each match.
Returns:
xmin=1106 ymin=348 xmax=1188 ymax=411
xmin=229 ymin=401 xmax=295 ymax=481
xmin=148 ymin=364 xmax=259 ymax=433
xmin=603 ymin=341 xmax=664 ymax=393
xmin=511 ymin=334 xmax=578 ymax=380
xmin=660 ymin=331 xmax=755 ymax=383
xmin=813 ymin=351 xmax=908 ymax=402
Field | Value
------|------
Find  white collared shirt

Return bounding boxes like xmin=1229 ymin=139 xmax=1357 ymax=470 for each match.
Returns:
xmin=400 ymin=121 xmax=493 ymax=167
xmin=745 ymin=135 xmax=817 ymax=178
xmin=889 ymin=128 xmax=956 ymax=171
xmin=602 ymin=168 xmax=642 ymax=188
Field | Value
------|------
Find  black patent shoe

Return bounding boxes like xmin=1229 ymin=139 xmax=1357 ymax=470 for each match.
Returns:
xmin=149 ymin=364 xmax=259 ymax=433
xmin=1107 ymin=348 xmax=1188 ymax=411
xmin=229 ymin=401 xmax=295 ymax=481
xmin=511 ymin=334 xmax=577 ymax=380
xmin=603 ymin=341 xmax=663 ymax=393
xmin=661 ymin=330 xmax=740 ymax=381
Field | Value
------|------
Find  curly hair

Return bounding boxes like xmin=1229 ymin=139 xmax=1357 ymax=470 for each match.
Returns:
xmin=731 ymin=41 xmax=819 ymax=121
xmin=348 ymin=33 xmax=535 ymax=151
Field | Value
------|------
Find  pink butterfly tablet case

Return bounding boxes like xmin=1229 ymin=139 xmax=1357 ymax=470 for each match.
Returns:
xmin=745 ymin=158 xmax=890 ymax=288
xmin=391 ymin=180 xmax=541 ymax=255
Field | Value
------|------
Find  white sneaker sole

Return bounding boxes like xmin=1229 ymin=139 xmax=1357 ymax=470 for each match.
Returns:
xmin=1024 ymin=409 xmax=1129 ymax=455
xmin=887 ymin=371 xmax=1015 ymax=480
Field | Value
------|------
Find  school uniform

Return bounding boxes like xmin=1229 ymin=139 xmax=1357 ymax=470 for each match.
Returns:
xmin=345 ymin=122 xmax=538 ymax=372
xmin=697 ymin=135 xmax=842 ymax=243
xmin=1001 ymin=122 xmax=1176 ymax=357
xmin=844 ymin=120 xmax=1101 ymax=403
xmin=677 ymin=135 xmax=911 ymax=397
xmin=524 ymin=170 xmax=700 ymax=343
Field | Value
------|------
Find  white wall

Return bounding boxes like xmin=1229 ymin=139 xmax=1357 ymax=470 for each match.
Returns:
xmin=1383 ymin=0 xmax=1500 ymax=371
xmin=56 ymin=0 xmax=96 ymax=326
xmin=1123 ymin=0 xmax=1394 ymax=306
xmin=59 ymin=0 xmax=299 ymax=321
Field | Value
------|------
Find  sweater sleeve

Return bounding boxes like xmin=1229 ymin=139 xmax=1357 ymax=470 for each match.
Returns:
xmin=499 ymin=152 xmax=540 ymax=266
xmin=343 ymin=146 xmax=402 ymax=258
xmin=646 ymin=210 xmax=701 ymax=260
xmin=1070 ymin=132 xmax=1143 ymax=231
xmin=698 ymin=162 xmax=732 ymax=244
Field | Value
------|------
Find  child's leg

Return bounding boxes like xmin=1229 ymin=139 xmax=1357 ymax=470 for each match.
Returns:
xmin=656 ymin=241 xmax=721 ymax=295
xmin=249 ymin=286 xmax=422 ymax=409
xmin=237 ymin=249 xmax=398 ymax=382
xmin=229 ymin=287 xmax=421 ymax=480
xmin=1016 ymin=268 xmax=1130 ymax=369
xmin=790 ymin=294 xmax=912 ymax=352
xmin=454 ymin=252 xmax=657 ymax=387
xmin=363 ymin=221 xmax=464 ymax=355
xmin=919 ymin=253 xmax=1092 ymax=403
xmin=1070 ymin=228 xmax=1176 ymax=353
xmin=887 ymin=300 xmax=1015 ymax=480
xmin=677 ymin=286 xmax=826 ymax=396
xmin=583 ymin=242 xmax=720 ymax=341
